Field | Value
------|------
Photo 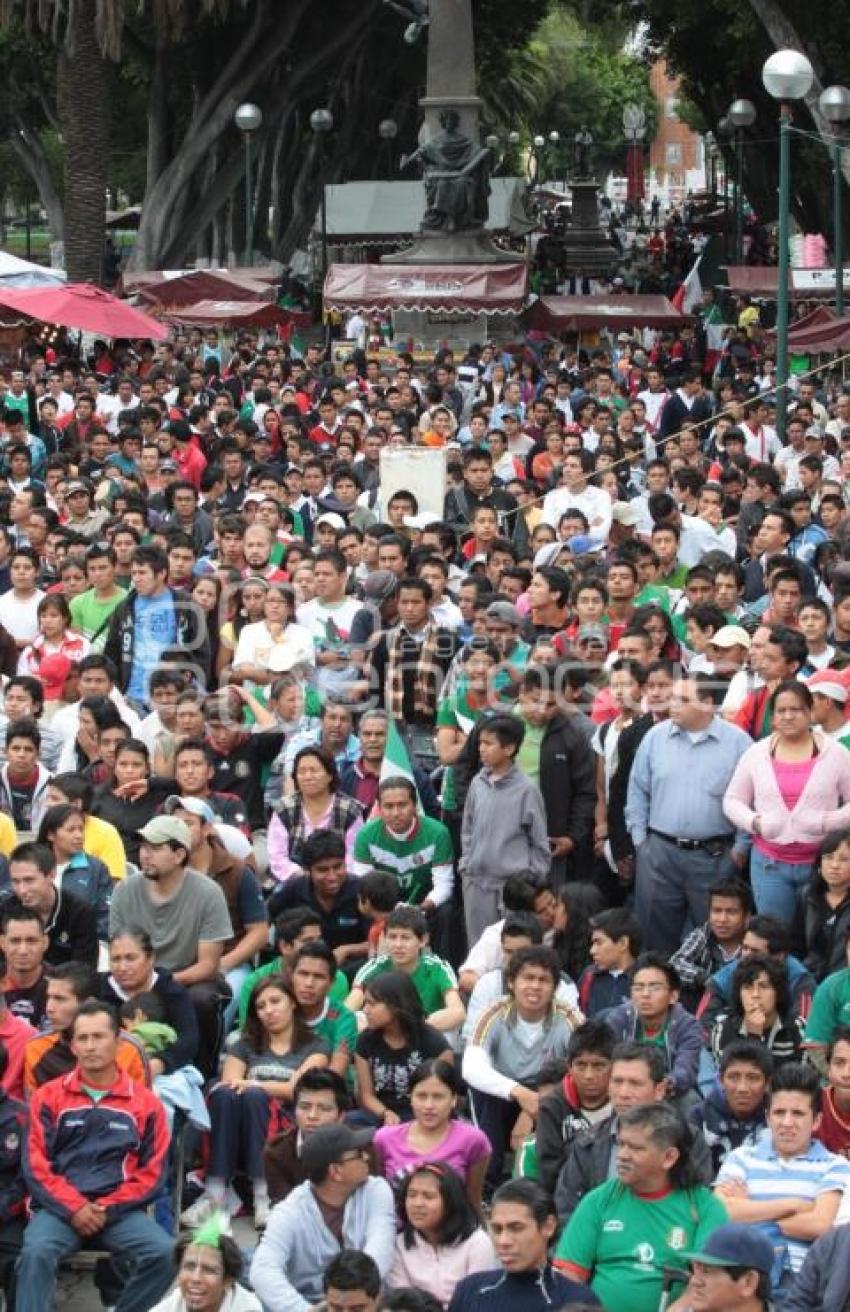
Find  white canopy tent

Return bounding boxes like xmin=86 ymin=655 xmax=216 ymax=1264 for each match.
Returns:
xmin=0 ymin=251 xmax=66 ymax=287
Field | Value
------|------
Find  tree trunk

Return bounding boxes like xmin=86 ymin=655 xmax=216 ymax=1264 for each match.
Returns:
xmin=8 ymin=124 xmax=64 ymax=243
xmin=57 ymin=0 xmax=110 ymax=281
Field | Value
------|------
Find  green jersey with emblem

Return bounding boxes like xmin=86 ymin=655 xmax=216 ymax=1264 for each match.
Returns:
xmin=352 ymin=814 xmax=454 ymax=905
xmin=555 ymin=1178 xmax=728 ymax=1312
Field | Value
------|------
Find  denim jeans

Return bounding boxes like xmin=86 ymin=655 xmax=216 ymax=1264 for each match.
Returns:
xmin=750 ymin=849 xmax=814 ymax=922
xmin=15 ymin=1207 xmax=175 ymax=1312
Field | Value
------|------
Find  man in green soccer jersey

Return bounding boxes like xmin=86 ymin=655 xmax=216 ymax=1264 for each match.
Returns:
xmin=554 ymin=1102 xmax=727 ymax=1312
xmin=352 ymin=776 xmax=454 ymax=909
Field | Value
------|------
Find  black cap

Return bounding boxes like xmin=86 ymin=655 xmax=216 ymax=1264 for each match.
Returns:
xmin=299 ymin=1124 xmax=374 ymax=1176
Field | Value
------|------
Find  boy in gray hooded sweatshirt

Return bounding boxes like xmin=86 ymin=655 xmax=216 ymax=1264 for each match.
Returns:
xmin=460 ymin=714 xmax=551 ymax=945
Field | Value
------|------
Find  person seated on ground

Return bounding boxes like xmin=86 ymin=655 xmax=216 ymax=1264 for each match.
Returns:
xmin=119 ymin=990 xmax=178 ymax=1059
xmin=0 ymin=719 xmax=51 ymax=835
xmin=671 ymin=878 xmax=751 ymax=1013
xmin=462 ymin=912 xmax=580 ymax=1041
xmin=90 ymin=736 xmax=173 ymax=866
xmin=455 ymin=876 xmax=542 ymax=994
xmin=462 ymin=945 xmax=582 ymax=1201
xmin=815 ymin=1025 xmax=850 ymax=1156
xmin=287 ymin=940 xmax=358 ymax=1079
xmin=352 ymin=776 xmax=454 ymax=910
xmin=802 ymin=828 xmax=850 ymax=983
xmin=535 ymin=1019 xmax=615 ymax=1197
xmin=447 ymin=1178 xmax=600 ymax=1312
xmin=150 ymin=1217 xmax=264 ymax=1312
xmin=688 ymin=1040 xmax=772 ymax=1177
xmin=555 ymin=1041 xmax=714 ymax=1224
xmin=98 ymin=927 xmax=200 ymax=1080
xmin=267 ymin=744 xmax=364 ymax=884
xmin=319 ymin=1251 xmax=383 ymax=1312
xmin=183 ymin=973 xmax=330 ymax=1230
xmin=577 ymin=908 xmax=640 ymax=1016
xmin=0 ymin=1039 xmax=26 ymax=1309
xmin=108 ymin=815 xmax=233 ymax=1079
xmin=43 ymin=771 xmax=126 ymax=881
xmin=373 ymin=1058 xmax=491 ymax=1211
xmin=715 ymin=1062 xmax=850 ymax=1293
xmin=16 ymin=1000 xmax=174 ymax=1312
xmin=263 ymin=1068 xmax=349 ymax=1205
xmin=35 ymin=802 xmax=115 ymax=941
xmin=599 ymin=952 xmax=702 ymax=1098
xmin=554 ymin=1103 xmax=728 ymax=1312
xmin=359 ymin=869 xmax=400 ymax=959
xmin=162 ymin=794 xmax=268 ymax=1027
xmin=699 ymin=915 xmax=814 ymax=1038
xmin=346 ymin=906 xmax=465 ymax=1035
xmin=711 ymin=953 xmax=805 ymax=1069
xmin=804 ymin=929 xmax=850 ymax=1075
xmin=6 ymin=840 xmax=98 ymax=969
xmin=668 ymin=1222 xmax=775 ymax=1312
xmin=238 ymin=906 xmax=349 ymax=1027
xmin=0 ymin=901 xmax=49 ymax=1029
xmin=26 ymin=961 xmax=149 ymax=1092
xmin=388 ymin=1163 xmax=496 ymax=1306
xmin=267 ymin=830 xmax=372 ymax=980
xmin=250 ymin=1123 xmax=396 ymax=1311
xmin=355 ymin=971 xmax=453 ymax=1127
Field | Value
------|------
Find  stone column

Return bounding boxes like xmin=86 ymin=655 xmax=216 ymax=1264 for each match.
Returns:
xmin=419 ymin=0 xmax=481 ymax=141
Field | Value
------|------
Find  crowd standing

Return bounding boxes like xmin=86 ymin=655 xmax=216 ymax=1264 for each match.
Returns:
xmin=2 ymin=289 xmax=850 ymax=1312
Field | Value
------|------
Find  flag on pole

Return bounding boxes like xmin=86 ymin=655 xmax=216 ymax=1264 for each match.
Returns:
xmin=380 ymin=719 xmax=422 ymax=810
xmin=672 ymin=251 xmax=706 ymax=315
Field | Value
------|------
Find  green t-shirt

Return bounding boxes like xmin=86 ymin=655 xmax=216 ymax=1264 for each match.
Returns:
xmin=353 ymin=815 xmax=454 ymax=904
xmin=555 ymin=1179 xmax=728 ymax=1312
xmin=656 ymin=564 xmax=689 ymax=591
xmin=805 ymin=967 xmax=850 ymax=1045
xmin=70 ymin=586 xmax=128 ymax=643
xmin=513 ymin=1134 xmax=539 ymax=1179
xmin=310 ymin=999 xmax=358 ymax=1056
xmin=238 ymin=959 xmax=349 ymax=1027
xmin=634 ymin=584 xmax=671 ymax=613
xmin=353 ymin=951 xmax=457 ymax=1017
xmin=436 ymin=684 xmax=487 ymax=813
xmin=515 ymin=716 xmax=545 ymax=786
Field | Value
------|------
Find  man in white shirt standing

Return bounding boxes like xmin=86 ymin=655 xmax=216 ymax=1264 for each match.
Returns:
xmin=0 ymin=548 xmax=43 ymax=651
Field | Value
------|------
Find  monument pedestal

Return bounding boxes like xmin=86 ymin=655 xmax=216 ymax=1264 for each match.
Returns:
xmin=383 ymin=228 xmax=516 ymax=265
xmin=563 ymin=179 xmax=616 ymax=278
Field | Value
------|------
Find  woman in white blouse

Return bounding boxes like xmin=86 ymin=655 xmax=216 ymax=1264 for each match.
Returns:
xmin=231 ymin=582 xmax=314 ymax=690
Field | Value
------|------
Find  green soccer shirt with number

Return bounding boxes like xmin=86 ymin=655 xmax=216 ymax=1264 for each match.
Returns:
xmin=352 ymin=814 xmax=454 ymax=904
xmin=554 ymin=1178 xmax=728 ymax=1312
xmin=353 ymin=952 xmax=457 ymax=1016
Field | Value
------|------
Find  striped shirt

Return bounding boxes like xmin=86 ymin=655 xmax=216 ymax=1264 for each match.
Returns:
xmin=717 ymin=1130 xmax=850 ymax=1273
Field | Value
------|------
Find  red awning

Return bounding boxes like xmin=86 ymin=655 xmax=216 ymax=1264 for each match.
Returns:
xmin=323 ymin=262 xmax=528 ymax=314
xmin=123 ymin=269 xmax=273 ymax=308
xmin=782 ymin=313 xmax=850 ymax=354
xmin=725 ymin=266 xmax=839 ymax=300
xmin=765 ymin=305 xmax=837 ymax=345
xmin=524 ymin=294 xmax=688 ymax=332
xmin=0 ymin=282 xmax=168 ymax=339
xmin=160 ymin=299 xmax=297 ymax=329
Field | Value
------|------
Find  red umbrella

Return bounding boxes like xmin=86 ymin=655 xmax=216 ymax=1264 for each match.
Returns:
xmin=0 ymin=281 xmax=169 ymax=340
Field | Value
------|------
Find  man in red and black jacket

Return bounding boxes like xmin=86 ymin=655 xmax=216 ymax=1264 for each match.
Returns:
xmin=0 ymin=1037 xmax=26 ymax=1308
xmin=17 ymin=1000 xmax=175 ymax=1312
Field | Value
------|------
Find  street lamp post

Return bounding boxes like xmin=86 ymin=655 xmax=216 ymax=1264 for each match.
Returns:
xmin=818 ymin=85 xmax=850 ymax=316
xmin=234 ymin=102 xmax=263 ymax=266
xmin=728 ymin=98 xmax=756 ymax=265
xmin=763 ymin=49 xmax=815 ymax=438
xmin=718 ymin=116 xmax=733 ymax=261
xmin=310 ymin=107 xmax=334 ymax=296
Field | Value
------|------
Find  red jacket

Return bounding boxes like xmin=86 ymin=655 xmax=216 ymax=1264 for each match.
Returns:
xmin=173 ymin=440 xmax=208 ymax=491
xmin=24 ymin=1065 xmax=169 ymax=1221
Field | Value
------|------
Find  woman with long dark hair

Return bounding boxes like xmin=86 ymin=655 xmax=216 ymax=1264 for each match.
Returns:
xmin=803 ymin=829 xmax=850 ymax=982
xmin=711 ymin=953 xmax=804 ymax=1067
xmin=91 ymin=737 xmax=172 ymax=865
xmin=182 ymin=975 xmax=328 ymax=1229
xmin=37 ymin=803 xmax=115 ymax=939
xmin=355 ymin=972 xmax=451 ymax=1126
xmin=388 ymin=1164 xmax=496 ymax=1305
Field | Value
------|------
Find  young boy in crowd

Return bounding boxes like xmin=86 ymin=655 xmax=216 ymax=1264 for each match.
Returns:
xmin=459 ymin=714 xmax=550 ymax=946
xmin=688 ymin=1039 xmax=772 ymax=1175
xmin=119 ymin=991 xmax=178 ymax=1058
xmin=535 ymin=1020 xmax=616 ymax=1194
xmin=600 ymin=953 xmax=702 ymax=1098
xmin=578 ymin=909 xmax=641 ymax=1016
xmin=346 ymin=906 xmax=465 ymax=1034
xmin=357 ymin=870 xmax=400 ymax=958
xmin=671 ymin=878 xmax=751 ymax=1013
xmin=816 ymin=1024 xmax=850 ymax=1155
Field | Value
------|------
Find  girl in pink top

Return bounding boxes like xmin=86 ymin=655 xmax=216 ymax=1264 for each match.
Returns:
xmin=373 ymin=1060 xmax=491 ymax=1210
xmin=724 ymin=680 xmax=850 ymax=922
xmin=388 ymin=1163 xmax=496 ymax=1308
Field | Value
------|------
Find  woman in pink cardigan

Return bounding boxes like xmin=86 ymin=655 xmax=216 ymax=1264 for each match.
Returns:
xmin=724 ymin=680 xmax=850 ymax=921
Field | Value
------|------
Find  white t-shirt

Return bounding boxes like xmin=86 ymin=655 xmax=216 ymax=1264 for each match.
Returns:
xmin=0 ymin=589 xmax=44 ymax=643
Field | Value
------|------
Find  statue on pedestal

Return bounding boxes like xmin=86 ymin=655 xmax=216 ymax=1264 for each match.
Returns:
xmin=574 ymin=126 xmax=594 ymax=179
xmin=401 ymin=109 xmax=492 ymax=233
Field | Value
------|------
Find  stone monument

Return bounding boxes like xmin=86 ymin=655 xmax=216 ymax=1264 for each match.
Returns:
xmin=562 ymin=126 xmax=617 ymax=278
xmin=383 ymin=0 xmax=515 ymax=264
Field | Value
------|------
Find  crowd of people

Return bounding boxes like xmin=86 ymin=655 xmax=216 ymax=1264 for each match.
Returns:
xmin=0 ymin=308 xmax=850 ymax=1312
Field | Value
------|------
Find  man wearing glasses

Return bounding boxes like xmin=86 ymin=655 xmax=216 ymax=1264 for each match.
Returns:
xmin=250 ymin=1123 xmax=395 ymax=1311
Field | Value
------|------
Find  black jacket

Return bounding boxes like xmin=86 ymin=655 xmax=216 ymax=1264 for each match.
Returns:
xmin=607 ymin=712 xmax=656 ymax=863
xmin=0 ymin=1090 xmax=25 ymax=1223
xmin=536 ymin=712 xmax=596 ymax=881
xmin=535 ymin=1073 xmax=608 ymax=1196
xmin=98 ymin=967 xmax=199 ymax=1072
xmin=803 ymin=883 xmax=850 ymax=982
xmin=554 ymin=1113 xmax=713 ymax=1223
xmin=442 ymin=482 xmax=517 ymax=534
xmin=103 ymin=585 xmax=211 ymax=694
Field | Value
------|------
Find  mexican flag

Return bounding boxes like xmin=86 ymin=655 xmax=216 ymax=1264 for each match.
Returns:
xmin=672 ymin=249 xmax=707 ymax=314
xmin=673 ymin=237 xmax=727 ymax=356
xmin=380 ymin=719 xmax=422 ymax=809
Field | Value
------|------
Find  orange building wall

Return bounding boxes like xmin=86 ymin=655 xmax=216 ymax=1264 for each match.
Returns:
xmin=648 ymin=60 xmax=702 ymax=196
